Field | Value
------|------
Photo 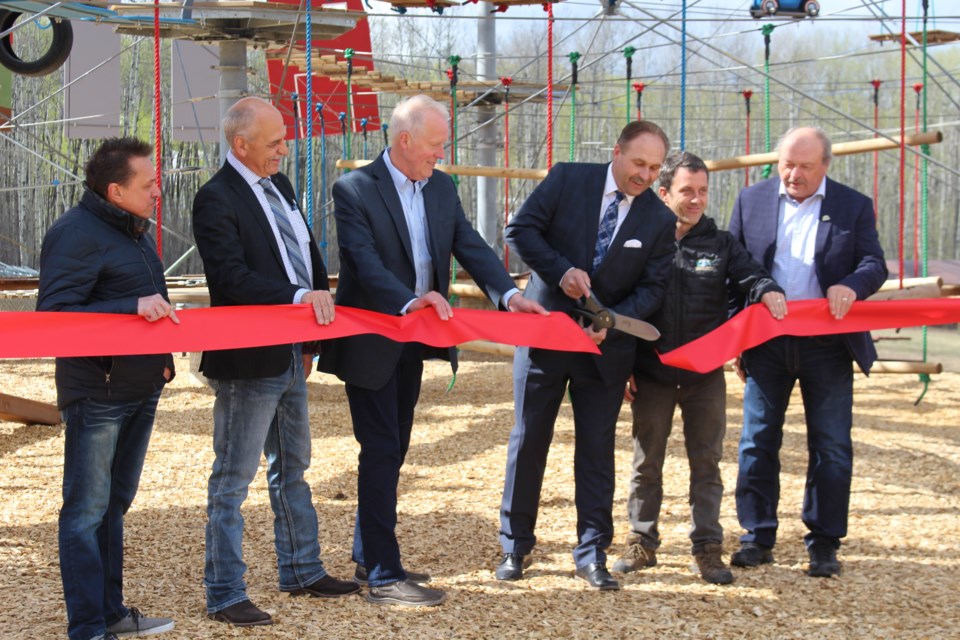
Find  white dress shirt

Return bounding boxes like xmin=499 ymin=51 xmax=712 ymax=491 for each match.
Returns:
xmin=772 ymin=177 xmax=827 ymax=301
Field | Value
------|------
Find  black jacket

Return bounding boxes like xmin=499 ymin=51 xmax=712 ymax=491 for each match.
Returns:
xmin=634 ymin=216 xmax=783 ymax=386
xmin=37 ymin=187 xmax=174 ymax=409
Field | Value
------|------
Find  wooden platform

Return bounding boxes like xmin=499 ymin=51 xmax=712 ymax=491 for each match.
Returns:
xmin=869 ymin=30 xmax=960 ymax=46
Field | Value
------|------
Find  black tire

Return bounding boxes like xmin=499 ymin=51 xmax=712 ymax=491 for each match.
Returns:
xmin=0 ymin=10 xmax=74 ymax=77
xmin=762 ymin=0 xmax=779 ymax=15
xmin=805 ymin=0 xmax=820 ymax=17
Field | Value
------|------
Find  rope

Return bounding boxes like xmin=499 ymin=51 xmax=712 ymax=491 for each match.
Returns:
xmin=545 ymin=4 xmax=555 ymax=169
xmin=679 ymin=0 xmax=687 ymax=150
xmin=502 ymin=76 xmax=512 ymax=270
xmin=761 ymin=24 xmax=774 ymax=180
xmin=305 ymin=5 xmax=315 ymax=232
xmin=623 ymin=46 xmax=635 ymax=125
xmin=317 ymin=103 xmax=328 ymax=265
xmin=898 ymin=0 xmax=906 ymax=291
xmin=361 ymin=117 xmax=369 ymax=160
xmin=381 ymin=123 xmax=389 ymax=150
xmin=913 ymin=83 xmax=922 ymax=277
xmin=742 ymin=89 xmax=752 ymax=188
xmin=633 ymin=82 xmax=644 ymax=120
xmin=568 ymin=52 xmax=580 ymax=161
xmin=447 ymin=56 xmax=460 ymax=304
xmin=345 ymin=48 xmax=355 ymax=156
xmin=153 ymin=0 xmax=162 ymax=259
xmin=916 ymin=0 xmax=931 ymax=405
xmin=870 ymin=79 xmax=882 ymax=219
xmin=292 ymin=93 xmax=301 ymax=209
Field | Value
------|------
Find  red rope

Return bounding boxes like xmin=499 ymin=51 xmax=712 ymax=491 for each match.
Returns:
xmin=502 ymin=77 xmax=512 ymax=270
xmin=152 ymin=0 xmax=163 ymax=258
xmin=913 ymin=83 xmax=923 ymax=277
xmin=898 ymin=2 xmax=906 ymax=288
xmin=544 ymin=3 xmax=554 ymax=169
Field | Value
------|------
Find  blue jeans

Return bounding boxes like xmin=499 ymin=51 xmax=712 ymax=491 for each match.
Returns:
xmin=204 ymin=346 xmax=328 ymax=613
xmin=627 ymin=370 xmax=727 ymax=554
xmin=59 ymin=390 xmax=162 ymax=640
xmin=736 ymin=335 xmax=854 ymax=550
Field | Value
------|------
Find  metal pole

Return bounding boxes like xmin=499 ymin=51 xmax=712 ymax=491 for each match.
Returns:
xmin=218 ymin=40 xmax=247 ymax=165
xmin=475 ymin=2 xmax=499 ymax=253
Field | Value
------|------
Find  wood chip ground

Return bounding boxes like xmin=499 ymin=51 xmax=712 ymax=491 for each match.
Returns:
xmin=1 ymin=355 xmax=957 ymax=639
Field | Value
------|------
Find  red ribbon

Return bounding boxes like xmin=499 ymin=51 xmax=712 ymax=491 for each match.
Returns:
xmin=658 ymin=298 xmax=960 ymax=373
xmin=0 ymin=305 xmax=600 ymax=359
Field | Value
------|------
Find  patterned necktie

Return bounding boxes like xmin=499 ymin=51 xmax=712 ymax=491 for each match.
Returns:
xmin=259 ymin=178 xmax=312 ymax=289
xmin=593 ymin=190 xmax=624 ymax=271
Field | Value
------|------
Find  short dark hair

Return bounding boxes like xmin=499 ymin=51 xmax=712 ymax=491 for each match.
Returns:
xmin=85 ymin=137 xmax=153 ymax=198
xmin=617 ymin=120 xmax=670 ymax=154
xmin=658 ymin=151 xmax=709 ymax=192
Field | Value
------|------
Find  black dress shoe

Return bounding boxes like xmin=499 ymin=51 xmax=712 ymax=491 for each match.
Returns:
xmin=575 ymin=563 xmax=620 ymax=590
xmin=495 ymin=553 xmax=531 ymax=581
xmin=207 ymin=600 xmax=273 ymax=627
xmin=354 ymin=564 xmax=431 ymax=586
xmin=731 ymin=542 xmax=774 ymax=568
xmin=807 ymin=540 xmax=841 ymax=577
xmin=288 ymin=574 xmax=361 ymax=598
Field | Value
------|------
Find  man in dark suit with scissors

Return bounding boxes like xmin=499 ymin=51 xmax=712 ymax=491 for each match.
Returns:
xmin=495 ymin=121 xmax=677 ymax=590
xmin=727 ymin=126 xmax=887 ymax=578
xmin=193 ymin=96 xmax=358 ymax=627
xmin=323 ymin=94 xmax=547 ymax=607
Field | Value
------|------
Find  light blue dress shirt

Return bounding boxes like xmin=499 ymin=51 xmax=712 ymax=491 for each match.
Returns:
xmin=772 ymin=177 xmax=827 ymax=301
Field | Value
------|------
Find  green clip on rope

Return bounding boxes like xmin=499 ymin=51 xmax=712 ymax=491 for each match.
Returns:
xmin=568 ymin=51 xmax=581 ymax=161
xmin=761 ymin=24 xmax=774 ymax=180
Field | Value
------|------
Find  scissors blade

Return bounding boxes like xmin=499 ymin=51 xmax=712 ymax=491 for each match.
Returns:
xmin=608 ymin=310 xmax=661 ymax=341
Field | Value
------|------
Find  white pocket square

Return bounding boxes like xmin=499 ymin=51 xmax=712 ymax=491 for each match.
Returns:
xmin=623 ymin=239 xmax=643 ymax=249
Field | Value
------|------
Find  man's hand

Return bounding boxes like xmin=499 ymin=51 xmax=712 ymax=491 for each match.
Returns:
xmin=826 ymin=284 xmax=857 ymax=320
xmin=624 ymin=374 xmax=637 ymax=403
xmin=138 ymin=293 xmax=179 ymax=324
xmin=584 ymin=324 xmax=607 ymax=345
xmin=508 ymin=295 xmax=549 ymax=316
xmin=303 ymin=354 xmax=314 ymax=379
xmin=730 ymin=355 xmax=745 ymax=383
xmin=560 ymin=268 xmax=591 ymax=300
xmin=302 ymin=290 xmax=335 ymax=325
xmin=761 ymin=291 xmax=787 ymax=320
xmin=408 ymin=291 xmax=454 ymax=320
xmin=163 ymin=367 xmax=172 ymax=381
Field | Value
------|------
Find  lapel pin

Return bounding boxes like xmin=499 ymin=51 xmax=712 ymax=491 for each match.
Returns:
xmin=821 ymin=215 xmax=831 ymax=222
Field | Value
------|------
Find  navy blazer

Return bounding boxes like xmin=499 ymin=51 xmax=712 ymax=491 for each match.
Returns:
xmin=507 ymin=162 xmax=676 ymax=384
xmin=728 ymin=176 xmax=887 ymax=373
xmin=193 ymin=162 xmax=329 ymax=380
xmin=320 ymin=152 xmax=517 ymax=390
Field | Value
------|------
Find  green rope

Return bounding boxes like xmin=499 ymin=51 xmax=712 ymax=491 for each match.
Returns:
xmin=761 ymin=24 xmax=774 ymax=180
xmin=344 ymin=48 xmax=355 ymax=156
xmin=568 ymin=51 xmax=580 ymax=162
xmin=915 ymin=2 xmax=931 ymax=405
xmin=623 ymin=47 xmax=635 ymax=125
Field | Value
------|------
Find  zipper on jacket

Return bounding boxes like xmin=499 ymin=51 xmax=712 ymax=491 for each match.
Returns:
xmin=672 ymin=239 xmax=684 ymax=387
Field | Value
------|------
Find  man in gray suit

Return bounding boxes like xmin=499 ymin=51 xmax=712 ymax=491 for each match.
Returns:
xmin=323 ymin=94 xmax=546 ymax=606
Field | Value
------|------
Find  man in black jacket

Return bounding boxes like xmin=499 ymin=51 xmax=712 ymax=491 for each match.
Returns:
xmin=37 ymin=137 xmax=177 ymax=640
xmin=611 ymin=152 xmax=785 ymax=584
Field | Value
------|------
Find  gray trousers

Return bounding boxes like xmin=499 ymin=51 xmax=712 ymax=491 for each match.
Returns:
xmin=626 ymin=369 xmax=726 ymax=554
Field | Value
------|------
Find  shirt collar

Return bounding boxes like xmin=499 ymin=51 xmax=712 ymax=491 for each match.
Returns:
xmin=604 ymin=164 xmax=636 ymax=206
xmin=226 ymin=150 xmax=265 ymax=188
xmin=779 ymin=176 xmax=827 ymax=203
xmin=384 ymin=148 xmax=429 ymax=193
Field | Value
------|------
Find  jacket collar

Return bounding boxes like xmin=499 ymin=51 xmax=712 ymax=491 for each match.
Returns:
xmin=80 ymin=185 xmax=150 ymax=238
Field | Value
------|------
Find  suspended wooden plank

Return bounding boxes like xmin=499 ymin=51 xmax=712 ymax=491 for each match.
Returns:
xmin=869 ymin=30 xmax=960 ymax=46
xmin=0 ymin=392 xmax=60 ymax=426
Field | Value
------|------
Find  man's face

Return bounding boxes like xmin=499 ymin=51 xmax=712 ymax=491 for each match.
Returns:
xmin=108 ymin=155 xmax=160 ymax=220
xmin=234 ymin=107 xmax=288 ymax=178
xmin=778 ymin=130 xmax=829 ymax=203
xmin=610 ymin=132 xmax=667 ymax=198
xmin=659 ymin=167 xmax=708 ymax=227
xmin=393 ymin=110 xmax=448 ymax=182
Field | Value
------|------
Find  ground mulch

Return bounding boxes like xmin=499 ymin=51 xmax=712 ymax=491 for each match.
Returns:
xmin=1 ymin=354 xmax=957 ymax=639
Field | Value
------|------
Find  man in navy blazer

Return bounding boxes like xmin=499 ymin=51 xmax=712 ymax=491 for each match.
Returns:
xmin=193 ymin=97 xmax=358 ymax=627
xmin=727 ymin=127 xmax=887 ymax=578
xmin=495 ymin=121 xmax=676 ymax=590
xmin=322 ymin=94 xmax=546 ymax=607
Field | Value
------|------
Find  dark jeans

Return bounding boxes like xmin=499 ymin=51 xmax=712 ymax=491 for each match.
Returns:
xmin=627 ymin=370 xmax=726 ymax=554
xmin=346 ymin=343 xmax=423 ymax=587
xmin=499 ymin=347 xmax=625 ymax=569
xmin=736 ymin=335 xmax=854 ymax=550
xmin=59 ymin=390 xmax=162 ymax=640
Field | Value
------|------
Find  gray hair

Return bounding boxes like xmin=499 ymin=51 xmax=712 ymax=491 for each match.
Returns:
xmin=777 ymin=126 xmax=833 ymax=164
xmin=223 ymin=97 xmax=274 ymax=148
xmin=389 ymin=95 xmax=449 ymax=145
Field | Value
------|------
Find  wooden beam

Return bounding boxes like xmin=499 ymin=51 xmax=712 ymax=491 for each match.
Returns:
xmin=0 ymin=392 xmax=60 ymax=425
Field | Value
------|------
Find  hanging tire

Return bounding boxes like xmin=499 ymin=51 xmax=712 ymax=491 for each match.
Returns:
xmin=762 ymin=0 xmax=779 ymax=15
xmin=804 ymin=0 xmax=820 ymax=17
xmin=0 ymin=10 xmax=74 ymax=77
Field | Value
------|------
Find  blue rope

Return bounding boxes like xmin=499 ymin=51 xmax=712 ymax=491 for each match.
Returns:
xmin=304 ymin=6 xmax=314 ymax=230
xmin=317 ymin=103 xmax=328 ymax=266
xmin=292 ymin=93 xmax=300 ymax=207
xmin=680 ymin=0 xmax=687 ymax=150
